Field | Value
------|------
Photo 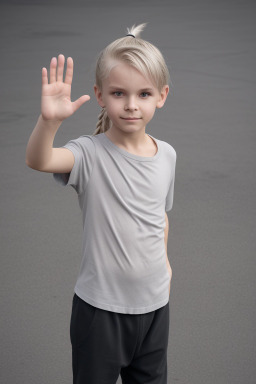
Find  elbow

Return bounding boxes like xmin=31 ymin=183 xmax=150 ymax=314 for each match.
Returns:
xmin=25 ymin=158 xmax=41 ymax=171
xmin=25 ymin=158 xmax=32 ymax=168
xmin=25 ymin=157 xmax=35 ymax=169
xmin=25 ymin=150 xmax=33 ymax=168
xmin=25 ymin=158 xmax=31 ymax=168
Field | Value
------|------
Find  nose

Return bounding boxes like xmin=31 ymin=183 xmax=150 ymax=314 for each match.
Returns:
xmin=124 ymin=96 xmax=138 ymax=111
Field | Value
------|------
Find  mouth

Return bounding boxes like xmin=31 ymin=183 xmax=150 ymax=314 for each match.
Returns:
xmin=121 ymin=117 xmax=141 ymax=120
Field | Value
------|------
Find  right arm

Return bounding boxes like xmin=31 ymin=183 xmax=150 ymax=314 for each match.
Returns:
xmin=25 ymin=54 xmax=90 ymax=173
xmin=25 ymin=114 xmax=75 ymax=173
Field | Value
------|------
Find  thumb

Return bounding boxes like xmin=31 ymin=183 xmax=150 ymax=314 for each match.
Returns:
xmin=72 ymin=95 xmax=90 ymax=113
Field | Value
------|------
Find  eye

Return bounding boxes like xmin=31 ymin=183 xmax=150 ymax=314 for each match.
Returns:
xmin=111 ymin=91 xmax=151 ymax=98
xmin=112 ymin=91 xmax=123 ymax=97
xmin=141 ymin=92 xmax=151 ymax=98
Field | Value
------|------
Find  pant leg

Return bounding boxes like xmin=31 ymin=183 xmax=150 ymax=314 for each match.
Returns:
xmin=120 ymin=301 xmax=170 ymax=384
xmin=70 ymin=293 xmax=140 ymax=384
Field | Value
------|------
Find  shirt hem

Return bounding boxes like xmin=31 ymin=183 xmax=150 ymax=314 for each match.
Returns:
xmin=74 ymin=287 xmax=169 ymax=314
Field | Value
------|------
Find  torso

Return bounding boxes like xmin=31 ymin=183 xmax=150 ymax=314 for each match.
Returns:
xmin=105 ymin=131 xmax=158 ymax=158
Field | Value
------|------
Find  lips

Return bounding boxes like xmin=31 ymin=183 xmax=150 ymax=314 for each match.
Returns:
xmin=121 ymin=117 xmax=141 ymax=120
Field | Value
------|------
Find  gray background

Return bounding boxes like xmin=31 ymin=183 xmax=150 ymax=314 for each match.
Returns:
xmin=1 ymin=0 xmax=255 ymax=383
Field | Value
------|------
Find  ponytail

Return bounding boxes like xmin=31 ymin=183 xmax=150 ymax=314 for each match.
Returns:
xmin=92 ymin=107 xmax=112 ymax=135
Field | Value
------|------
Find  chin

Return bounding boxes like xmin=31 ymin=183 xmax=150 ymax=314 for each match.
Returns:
xmin=120 ymin=126 xmax=143 ymax=134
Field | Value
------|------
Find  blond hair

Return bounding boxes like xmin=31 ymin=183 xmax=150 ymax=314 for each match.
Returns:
xmin=93 ymin=23 xmax=170 ymax=135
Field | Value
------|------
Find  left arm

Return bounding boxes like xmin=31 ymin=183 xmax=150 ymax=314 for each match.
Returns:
xmin=164 ymin=212 xmax=172 ymax=294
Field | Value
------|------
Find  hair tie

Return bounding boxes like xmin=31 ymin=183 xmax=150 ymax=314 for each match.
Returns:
xmin=126 ymin=34 xmax=135 ymax=38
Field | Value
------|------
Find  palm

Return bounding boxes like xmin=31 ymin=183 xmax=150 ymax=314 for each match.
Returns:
xmin=41 ymin=55 xmax=90 ymax=122
xmin=42 ymin=81 xmax=74 ymax=121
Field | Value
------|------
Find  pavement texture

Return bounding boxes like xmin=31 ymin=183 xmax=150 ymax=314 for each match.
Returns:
xmin=1 ymin=1 xmax=255 ymax=383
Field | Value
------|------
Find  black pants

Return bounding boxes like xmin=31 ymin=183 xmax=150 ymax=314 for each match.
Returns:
xmin=70 ymin=293 xmax=170 ymax=384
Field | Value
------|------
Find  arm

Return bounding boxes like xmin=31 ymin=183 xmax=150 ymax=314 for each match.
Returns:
xmin=164 ymin=212 xmax=172 ymax=295
xmin=26 ymin=114 xmax=75 ymax=173
xmin=25 ymin=54 xmax=90 ymax=172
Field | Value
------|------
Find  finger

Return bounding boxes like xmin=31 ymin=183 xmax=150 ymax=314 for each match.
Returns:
xmin=50 ymin=57 xmax=57 ymax=84
xmin=57 ymin=54 xmax=65 ymax=82
xmin=42 ymin=67 xmax=48 ymax=86
xmin=64 ymin=57 xmax=73 ymax=85
xmin=72 ymin=95 xmax=90 ymax=113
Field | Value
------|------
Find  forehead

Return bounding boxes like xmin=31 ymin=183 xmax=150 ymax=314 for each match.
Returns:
xmin=103 ymin=62 xmax=156 ymax=90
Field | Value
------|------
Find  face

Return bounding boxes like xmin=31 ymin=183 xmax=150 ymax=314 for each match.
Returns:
xmin=94 ymin=61 xmax=169 ymax=134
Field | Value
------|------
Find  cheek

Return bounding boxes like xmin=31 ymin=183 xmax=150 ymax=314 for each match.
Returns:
xmin=106 ymin=100 xmax=121 ymax=115
xmin=144 ymin=104 xmax=156 ymax=118
xmin=107 ymin=104 xmax=118 ymax=116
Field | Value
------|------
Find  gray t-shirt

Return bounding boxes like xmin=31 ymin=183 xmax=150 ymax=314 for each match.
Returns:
xmin=53 ymin=132 xmax=176 ymax=314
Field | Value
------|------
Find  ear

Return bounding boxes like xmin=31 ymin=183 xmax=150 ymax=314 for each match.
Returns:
xmin=156 ymin=85 xmax=169 ymax=109
xmin=94 ymin=84 xmax=105 ymax=108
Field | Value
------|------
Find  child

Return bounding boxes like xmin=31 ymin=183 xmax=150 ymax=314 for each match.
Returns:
xmin=26 ymin=23 xmax=176 ymax=384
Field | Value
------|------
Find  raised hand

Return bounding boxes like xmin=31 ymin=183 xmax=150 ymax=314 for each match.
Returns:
xmin=41 ymin=54 xmax=90 ymax=122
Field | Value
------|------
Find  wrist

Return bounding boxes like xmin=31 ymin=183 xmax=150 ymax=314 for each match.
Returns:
xmin=39 ymin=114 xmax=63 ymax=130
xmin=40 ymin=114 xmax=63 ymax=125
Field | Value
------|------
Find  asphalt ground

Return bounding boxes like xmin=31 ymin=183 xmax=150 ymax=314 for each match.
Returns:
xmin=1 ymin=1 xmax=255 ymax=383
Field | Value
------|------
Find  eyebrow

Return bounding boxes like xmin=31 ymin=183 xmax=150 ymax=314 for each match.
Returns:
xmin=108 ymin=86 xmax=154 ymax=92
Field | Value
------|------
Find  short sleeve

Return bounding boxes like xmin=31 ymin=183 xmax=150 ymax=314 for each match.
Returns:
xmin=165 ymin=150 xmax=177 ymax=212
xmin=53 ymin=135 xmax=96 ymax=195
